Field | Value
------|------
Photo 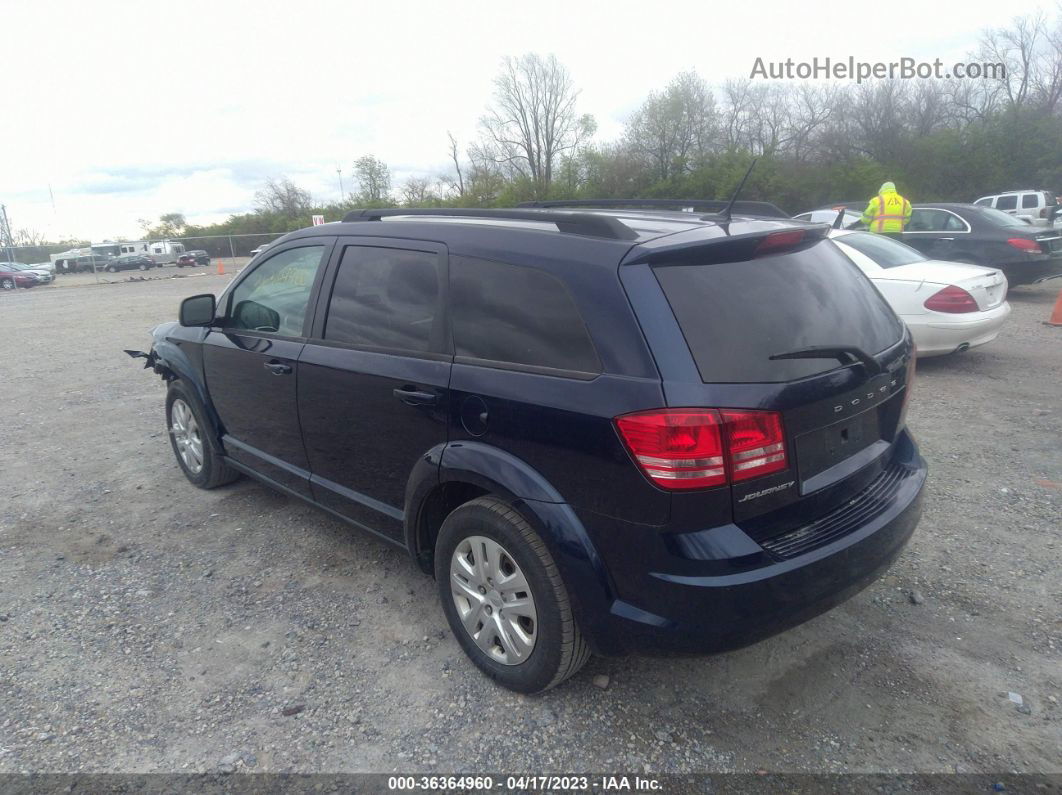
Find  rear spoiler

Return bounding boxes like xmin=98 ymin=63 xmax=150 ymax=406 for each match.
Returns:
xmin=625 ymin=224 xmax=831 ymax=267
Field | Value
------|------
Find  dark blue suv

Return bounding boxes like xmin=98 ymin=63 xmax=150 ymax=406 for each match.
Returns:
xmin=131 ymin=205 xmax=926 ymax=693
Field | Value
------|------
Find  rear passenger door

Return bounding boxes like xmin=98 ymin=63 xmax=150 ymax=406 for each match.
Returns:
xmin=298 ymin=239 xmax=451 ymax=541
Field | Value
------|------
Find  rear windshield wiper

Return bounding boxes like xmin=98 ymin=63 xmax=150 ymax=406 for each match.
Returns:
xmin=769 ymin=345 xmax=883 ymax=375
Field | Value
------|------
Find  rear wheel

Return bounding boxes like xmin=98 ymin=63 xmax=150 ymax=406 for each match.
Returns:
xmin=1 ymin=278 xmax=14 ymax=290
xmin=106 ymin=265 xmax=117 ymax=273
xmin=435 ymin=496 xmax=591 ymax=693
xmin=165 ymin=381 xmax=240 ymax=489
xmin=139 ymin=263 xmax=147 ymax=271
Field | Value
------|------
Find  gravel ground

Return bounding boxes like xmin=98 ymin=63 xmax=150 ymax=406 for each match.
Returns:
xmin=0 ymin=275 xmax=1059 ymax=775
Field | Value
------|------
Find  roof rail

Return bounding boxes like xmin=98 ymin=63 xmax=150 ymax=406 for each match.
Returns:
xmin=340 ymin=207 xmax=639 ymax=240
xmin=518 ymin=198 xmax=790 ymax=219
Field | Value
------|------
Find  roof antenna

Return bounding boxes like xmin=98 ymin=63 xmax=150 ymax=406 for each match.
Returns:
xmin=717 ymin=157 xmax=758 ymax=223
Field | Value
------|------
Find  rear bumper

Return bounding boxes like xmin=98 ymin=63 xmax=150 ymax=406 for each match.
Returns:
xmin=572 ymin=432 xmax=927 ymax=656
xmin=1000 ymin=256 xmax=1062 ymax=285
xmin=906 ymin=302 xmax=1010 ymax=356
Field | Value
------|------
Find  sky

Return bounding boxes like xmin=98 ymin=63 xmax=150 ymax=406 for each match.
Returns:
xmin=4 ymin=0 xmax=1059 ymax=241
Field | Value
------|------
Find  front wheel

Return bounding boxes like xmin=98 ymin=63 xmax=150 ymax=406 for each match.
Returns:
xmin=1 ymin=278 xmax=14 ymax=289
xmin=139 ymin=263 xmax=147 ymax=271
xmin=435 ymin=497 xmax=591 ymax=693
xmin=106 ymin=266 xmax=117 ymax=273
xmin=165 ymin=382 xmax=240 ymax=489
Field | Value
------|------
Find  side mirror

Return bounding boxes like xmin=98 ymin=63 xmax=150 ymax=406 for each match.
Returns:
xmin=179 ymin=293 xmax=216 ymax=327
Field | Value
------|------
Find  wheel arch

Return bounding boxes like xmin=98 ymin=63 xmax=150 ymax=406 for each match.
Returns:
xmin=403 ymin=441 xmax=616 ymax=644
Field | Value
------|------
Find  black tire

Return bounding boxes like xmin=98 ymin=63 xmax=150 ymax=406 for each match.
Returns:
xmin=1 ymin=278 xmax=13 ymax=290
xmin=165 ymin=381 xmax=240 ymax=489
xmin=106 ymin=265 xmax=117 ymax=273
xmin=435 ymin=496 xmax=591 ymax=693
xmin=139 ymin=263 xmax=147 ymax=271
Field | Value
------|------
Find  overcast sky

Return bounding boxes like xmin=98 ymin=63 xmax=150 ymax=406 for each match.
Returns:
xmin=4 ymin=0 xmax=1058 ymax=241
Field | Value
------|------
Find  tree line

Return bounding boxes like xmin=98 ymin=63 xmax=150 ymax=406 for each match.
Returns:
xmin=33 ymin=9 xmax=1062 ymax=250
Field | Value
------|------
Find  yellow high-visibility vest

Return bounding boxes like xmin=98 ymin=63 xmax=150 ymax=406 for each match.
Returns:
xmin=862 ymin=192 xmax=912 ymax=233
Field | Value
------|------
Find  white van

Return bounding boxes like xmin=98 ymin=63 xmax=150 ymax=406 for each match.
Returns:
xmin=974 ymin=190 xmax=1060 ymax=227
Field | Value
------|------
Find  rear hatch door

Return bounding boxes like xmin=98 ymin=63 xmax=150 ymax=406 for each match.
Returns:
xmin=645 ymin=231 xmax=915 ymax=543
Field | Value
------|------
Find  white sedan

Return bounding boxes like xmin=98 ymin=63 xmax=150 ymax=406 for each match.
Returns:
xmin=828 ymin=229 xmax=1010 ymax=357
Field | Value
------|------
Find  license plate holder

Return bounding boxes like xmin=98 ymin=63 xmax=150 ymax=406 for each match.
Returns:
xmin=795 ymin=407 xmax=882 ymax=483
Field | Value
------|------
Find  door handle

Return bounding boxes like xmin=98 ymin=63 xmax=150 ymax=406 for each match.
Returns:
xmin=393 ymin=387 xmax=438 ymax=406
xmin=938 ymin=237 xmax=954 ymax=241
xmin=263 ymin=360 xmax=293 ymax=375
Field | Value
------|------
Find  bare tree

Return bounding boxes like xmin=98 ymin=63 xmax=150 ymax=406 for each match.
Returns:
xmin=13 ymin=227 xmax=46 ymax=247
xmin=625 ymin=71 xmax=717 ymax=181
xmin=480 ymin=53 xmax=593 ymax=196
xmin=401 ymin=176 xmax=437 ymax=206
xmin=254 ymin=178 xmax=312 ymax=219
xmin=445 ymin=132 xmax=466 ymax=198
xmin=979 ymin=14 xmax=1045 ymax=111
xmin=353 ymin=156 xmax=392 ymax=203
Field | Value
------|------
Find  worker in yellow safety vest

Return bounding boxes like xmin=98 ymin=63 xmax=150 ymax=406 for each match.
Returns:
xmin=861 ymin=181 xmax=912 ymax=237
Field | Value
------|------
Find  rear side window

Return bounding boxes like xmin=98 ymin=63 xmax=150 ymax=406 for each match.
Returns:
xmin=324 ymin=246 xmax=440 ymax=352
xmin=653 ymin=241 xmax=903 ymax=383
xmin=450 ymin=255 xmax=600 ymax=375
xmin=1045 ymin=192 xmax=1058 ymax=206
xmin=1021 ymin=194 xmax=1039 ymax=209
xmin=835 ymin=232 xmax=927 ymax=268
xmin=996 ymin=195 xmax=1018 ymax=210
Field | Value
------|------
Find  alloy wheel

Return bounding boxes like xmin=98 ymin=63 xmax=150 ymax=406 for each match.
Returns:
xmin=170 ymin=398 xmax=204 ymax=474
xmin=450 ymin=535 xmax=538 ymax=665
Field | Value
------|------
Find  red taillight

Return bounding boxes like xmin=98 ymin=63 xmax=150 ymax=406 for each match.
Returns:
xmin=719 ymin=410 xmax=788 ymax=482
xmin=924 ymin=285 xmax=978 ymax=313
xmin=1007 ymin=237 xmax=1041 ymax=253
xmin=614 ymin=408 xmax=787 ymax=490
xmin=614 ymin=410 xmax=727 ymax=489
xmin=754 ymin=229 xmax=805 ymax=256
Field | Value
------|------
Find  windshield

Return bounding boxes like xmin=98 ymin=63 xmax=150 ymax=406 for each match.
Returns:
xmin=975 ymin=206 xmax=1032 ymax=228
xmin=653 ymin=240 xmax=903 ymax=383
xmin=834 ymin=232 xmax=927 ymax=268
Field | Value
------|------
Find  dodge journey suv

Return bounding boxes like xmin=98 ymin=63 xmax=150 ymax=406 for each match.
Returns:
xmin=129 ymin=204 xmax=926 ymax=693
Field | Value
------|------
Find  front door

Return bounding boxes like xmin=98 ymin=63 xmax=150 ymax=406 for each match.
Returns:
xmin=902 ymin=208 xmax=967 ymax=259
xmin=298 ymin=239 xmax=451 ymax=540
xmin=202 ymin=241 xmax=332 ymax=496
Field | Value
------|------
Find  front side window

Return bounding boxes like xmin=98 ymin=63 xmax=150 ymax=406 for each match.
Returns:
xmin=450 ymin=255 xmax=600 ymax=374
xmin=324 ymin=246 xmax=440 ymax=352
xmin=227 ymin=245 xmax=325 ymax=336
xmin=974 ymin=197 xmax=993 ymax=207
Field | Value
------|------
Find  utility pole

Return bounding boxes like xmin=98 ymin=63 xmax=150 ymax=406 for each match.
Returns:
xmin=336 ymin=165 xmax=345 ymax=202
xmin=0 ymin=205 xmax=16 ymax=263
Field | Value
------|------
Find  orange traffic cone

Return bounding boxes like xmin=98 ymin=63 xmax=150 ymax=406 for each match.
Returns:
xmin=1047 ymin=287 xmax=1062 ymax=326
xmin=216 ymin=258 xmax=225 ymax=275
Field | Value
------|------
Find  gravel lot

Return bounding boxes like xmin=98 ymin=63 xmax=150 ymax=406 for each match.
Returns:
xmin=0 ymin=275 xmax=1059 ymax=775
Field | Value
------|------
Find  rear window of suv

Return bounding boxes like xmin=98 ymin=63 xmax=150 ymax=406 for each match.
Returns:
xmin=653 ymin=241 xmax=904 ymax=383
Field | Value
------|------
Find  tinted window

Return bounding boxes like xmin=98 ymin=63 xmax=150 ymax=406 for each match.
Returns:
xmin=1045 ymin=192 xmax=1058 ymax=207
xmin=908 ymin=209 xmax=952 ymax=232
xmin=836 ymin=232 xmax=927 ymax=268
xmin=996 ymin=195 xmax=1017 ymax=210
xmin=1021 ymin=194 xmax=1039 ymax=209
xmin=228 ymin=245 xmax=324 ymax=336
xmin=325 ymin=246 xmax=439 ymax=352
xmin=974 ymin=206 xmax=1030 ymax=228
xmin=451 ymin=255 xmax=600 ymax=374
xmin=654 ymin=241 xmax=903 ymax=383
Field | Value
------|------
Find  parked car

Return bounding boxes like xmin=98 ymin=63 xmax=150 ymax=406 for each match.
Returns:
xmin=56 ymin=254 xmax=116 ymax=273
xmin=188 ymin=250 xmax=211 ymax=266
xmin=974 ymin=190 xmax=1061 ymax=227
xmin=3 ymin=262 xmax=56 ymax=284
xmin=0 ymin=264 xmax=42 ymax=289
xmin=106 ymin=255 xmax=156 ymax=272
xmin=902 ymin=203 xmax=1062 ymax=286
xmin=129 ymin=205 xmax=925 ymax=693
xmin=828 ymin=230 xmax=1010 ymax=356
xmin=175 ymin=254 xmax=202 ymax=268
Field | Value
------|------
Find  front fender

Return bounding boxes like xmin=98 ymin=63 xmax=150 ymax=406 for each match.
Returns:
xmin=404 ymin=440 xmax=618 ymax=654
